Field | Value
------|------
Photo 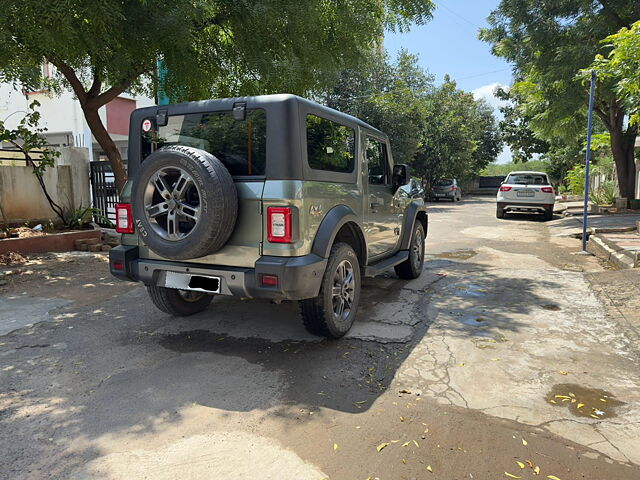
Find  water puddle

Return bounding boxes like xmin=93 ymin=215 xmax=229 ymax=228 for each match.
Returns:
xmin=546 ymin=383 xmax=624 ymax=419
xmin=432 ymin=249 xmax=477 ymax=260
xmin=448 ymin=283 xmax=486 ymax=297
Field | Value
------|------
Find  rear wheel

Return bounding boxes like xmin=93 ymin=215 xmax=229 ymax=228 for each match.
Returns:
xmin=543 ymin=208 xmax=553 ymax=221
xmin=395 ymin=222 xmax=425 ymax=279
xmin=147 ymin=286 xmax=213 ymax=316
xmin=300 ymin=243 xmax=361 ymax=338
xmin=496 ymin=206 xmax=505 ymax=219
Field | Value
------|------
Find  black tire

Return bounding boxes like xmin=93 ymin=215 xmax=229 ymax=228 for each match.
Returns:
xmin=132 ymin=146 xmax=238 ymax=260
xmin=395 ymin=223 xmax=425 ymax=279
xmin=300 ymin=243 xmax=361 ymax=338
xmin=543 ymin=208 xmax=553 ymax=221
xmin=147 ymin=286 xmax=213 ymax=316
xmin=496 ymin=206 xmax=505 ymax=219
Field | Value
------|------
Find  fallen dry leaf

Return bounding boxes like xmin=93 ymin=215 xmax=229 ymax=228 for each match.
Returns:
xmin=333 ymin=443 xmax=338 ymax=451
xmin=525 ymin=460 xmax=533 ymax=468
xmin=516 ymin=461 xmax=525 ymax=469
xmin=577 ymin=403 xmax=585 ymax=409
xmin=504 ymin=472 xmax=521 ymax=479
xmin=426 ymin=465 xmax=433 ymax=473
xmin=558 ymin=371 xmax=569 ymax=375
xmin=533 ymin=466 xmax=540 ymax=475
xmin=402 ymin=442 xmax=410 ymax=447
xmin=547 ymin=476 xmax=562 ymax=480
xmin=400 ymin=416 xmax=406 ymax=422
xmin=413 ymin=440 xmax=420 ymax=447
xmin=376 ymin=442 xmax=390 ymax=452
xmin=522 ymin=438 xmax=528 ymax=446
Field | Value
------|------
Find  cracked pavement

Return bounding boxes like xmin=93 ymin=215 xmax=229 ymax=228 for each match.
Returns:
xmin=0 ymin=196 xmax=639 ymax=480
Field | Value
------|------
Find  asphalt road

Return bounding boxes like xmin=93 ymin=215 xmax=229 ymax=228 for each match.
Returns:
xmin=1 ymin=196 xmax=639 ymax=480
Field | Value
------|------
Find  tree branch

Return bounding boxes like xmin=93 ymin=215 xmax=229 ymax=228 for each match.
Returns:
xmin=596 ymin=0 xmax=630 ymax=29
xmin=47 ymin=57 xmax=87 ymax=104
xmin=88 ymin=67 xmax=150 ymax=108
xmin=87 ymin=67 xmax=102 ymax=97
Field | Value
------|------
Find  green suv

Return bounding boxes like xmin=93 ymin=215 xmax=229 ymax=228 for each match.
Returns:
xmin=109 ymin=94 xmax=428 ymax=338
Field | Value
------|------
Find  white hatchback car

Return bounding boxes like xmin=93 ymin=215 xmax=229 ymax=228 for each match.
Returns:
xmin=496 ymin=171 xmax=555 ymax=221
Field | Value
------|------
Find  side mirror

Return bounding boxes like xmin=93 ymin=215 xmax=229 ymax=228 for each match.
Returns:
xmin=392 ymin=164 xmax=410 ymax=191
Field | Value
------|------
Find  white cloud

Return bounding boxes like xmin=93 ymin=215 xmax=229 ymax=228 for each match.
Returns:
xmin=471 ymin=82 xmax=508 ymax=110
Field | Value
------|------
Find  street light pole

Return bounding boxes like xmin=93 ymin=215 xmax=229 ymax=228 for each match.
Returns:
xmin=582 ymin=70 xmax=596 ymax=252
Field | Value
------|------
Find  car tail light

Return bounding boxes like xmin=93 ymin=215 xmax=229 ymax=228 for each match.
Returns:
xmin=541 ymin=187 xmax=554 ymax=193
xmin=267 ymin=207 xmax=292 ymax=243
xmin=115 ymin=203 xmax=134 ymax=234
xmin=499 ymin=186 xmax=512 ymax=192
xmin=113 ymin=261 xmax=124 ymax=271
xmin=261 ymin=274 xmax=279 ymax=286
xmin=451 ymin=186 xmax=457 ymax=191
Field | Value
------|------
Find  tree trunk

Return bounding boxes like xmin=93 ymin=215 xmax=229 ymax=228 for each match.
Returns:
xmin=610 ymin=128 xmax=637 ymax=200
xmin=81 ymin=104 xmax=128 ymax=193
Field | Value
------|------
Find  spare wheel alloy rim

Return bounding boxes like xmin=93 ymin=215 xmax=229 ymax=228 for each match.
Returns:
xmin=143 ymin=166 xmax=201 ymax=241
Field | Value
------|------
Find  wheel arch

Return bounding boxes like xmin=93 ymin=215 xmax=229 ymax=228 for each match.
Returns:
xmin=311 ymin=205 xmax=367 ymax=267
xmin=399 ymin=200 xmax=428 ymax=250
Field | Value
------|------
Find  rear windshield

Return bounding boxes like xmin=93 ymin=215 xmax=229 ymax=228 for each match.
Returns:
xmin=141 ymin=109 xmax=266 ymax=176
xmin=506 ymin=174 xmax=549 ymax=185
xmin=434 ymin=179 xmax=453 ymax=186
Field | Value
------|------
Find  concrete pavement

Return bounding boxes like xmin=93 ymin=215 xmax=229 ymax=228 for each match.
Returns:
xmin=0 ymin=196 xmax=639 ymax=480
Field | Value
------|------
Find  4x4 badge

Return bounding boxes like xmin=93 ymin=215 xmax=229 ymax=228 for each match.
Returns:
xmin=310 ymin=205 xmax=323 ymax=217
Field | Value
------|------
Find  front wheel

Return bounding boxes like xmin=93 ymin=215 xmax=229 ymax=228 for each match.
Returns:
xmin=300 ymin=243 xmax=361 ymax=338
xmin=395 ymin=222 xmax=425 ymax=279
xmin=147 ymin=286 xmax=213 ymax=316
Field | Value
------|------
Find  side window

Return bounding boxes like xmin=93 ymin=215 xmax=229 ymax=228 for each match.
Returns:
xmin=366 ymin=138 xmax=389 ymax=185
xmin=306 ymin=115 xmax=355 ymax=173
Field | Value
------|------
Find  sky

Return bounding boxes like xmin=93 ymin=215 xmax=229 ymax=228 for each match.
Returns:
xmin=384 ymin=0 xmax=514 ymax=163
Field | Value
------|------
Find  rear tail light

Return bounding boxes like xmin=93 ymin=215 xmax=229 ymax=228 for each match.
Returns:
xmin=115 ymin=203 xmax=134 ymax=234
xmin=267 ymin=207 xmax=292 ymax=243
xmin=112 ymin=261 xmax=124 ymax=271
xmin=541 ymin=187 xmax=554 ymax=193
xmin=261 ymin=274 xmax=279 ymax=286
xmin=451 ymin=186 xmax=457 ymax=191
xmin=499 ymin=186 xmax=512 ymax=192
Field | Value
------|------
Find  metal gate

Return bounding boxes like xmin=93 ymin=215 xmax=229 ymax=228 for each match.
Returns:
xmin=89 ymin=161 xmax=117 ymax=226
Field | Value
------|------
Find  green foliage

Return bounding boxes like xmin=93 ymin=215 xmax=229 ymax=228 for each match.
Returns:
xmin=481 ymin=159 xmax=552 ymax=177
xmin=0 ymin=1 xmax=434 ymax=101
xmin=63 ymin=206 xmax=113 ymax=229
xmin=585 ymin=21 xmax=640 ymax=125
xmin=325 ymin=52 xmax=502 ymax=183
xmin=590 ymin=181 xmax=617 ymax=205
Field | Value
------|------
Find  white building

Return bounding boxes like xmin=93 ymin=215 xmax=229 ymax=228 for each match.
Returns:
xmin=0 ymin=78 xmax=155 ymax=164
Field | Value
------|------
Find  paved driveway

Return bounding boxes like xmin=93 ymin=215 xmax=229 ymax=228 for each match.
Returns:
xmin=1 ymin=197 xmax=638 ymax=480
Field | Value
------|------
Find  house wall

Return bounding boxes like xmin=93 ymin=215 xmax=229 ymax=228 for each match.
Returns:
xmin=0 ymin=147 xmax=90 ymax=225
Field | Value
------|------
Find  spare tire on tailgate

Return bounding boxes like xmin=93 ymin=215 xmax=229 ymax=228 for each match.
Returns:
xmin=131 ymin=146 xmax=238 ymax=260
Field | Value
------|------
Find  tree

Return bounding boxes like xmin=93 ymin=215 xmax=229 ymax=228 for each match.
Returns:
xmin=587 ymin=21 xmax=640 ymax=126
xmin=495 ymin=87 xmax=550 ymax=163
xmin=0 ymin=0 xmax=434 ymax=192
xmin=480 ymin=0 xmax=640 ymax=199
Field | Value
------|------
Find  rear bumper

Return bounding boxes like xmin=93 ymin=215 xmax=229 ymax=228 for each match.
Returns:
xmin=109 ymin=245 xmax=327 ymax=301
xmin=498 ymin=201 xmax=553 ymax=211
xmin=431 ymin=191 xmax=456 ymax=198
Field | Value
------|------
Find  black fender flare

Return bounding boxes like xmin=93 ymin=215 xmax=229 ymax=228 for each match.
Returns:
xmin=399 ymin=200 xmax=428 ymax=250
xmin=311 ymin=205 xmax=367 ymax=265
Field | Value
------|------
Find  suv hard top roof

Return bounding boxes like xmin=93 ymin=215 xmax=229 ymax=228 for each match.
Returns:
xmin=132 ymin=94 xmax=385 ymax=136
xmin=129 ymin=94 xmax=387 ymax=180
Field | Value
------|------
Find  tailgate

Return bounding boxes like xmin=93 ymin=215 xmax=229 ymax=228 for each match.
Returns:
xmin=139 ymin=181 xmax=265 ymax=268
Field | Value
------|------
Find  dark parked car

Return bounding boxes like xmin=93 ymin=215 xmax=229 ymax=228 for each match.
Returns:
xmin=430 ymin=178 xmax=461 ymax=202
